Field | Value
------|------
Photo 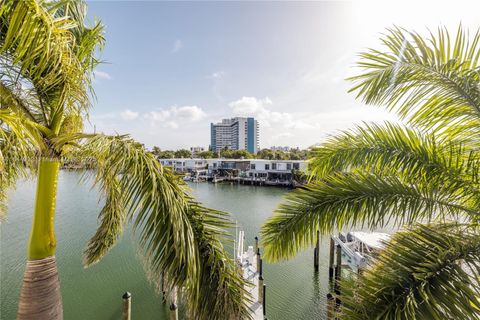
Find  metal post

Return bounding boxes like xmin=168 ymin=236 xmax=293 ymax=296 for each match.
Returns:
xmin=314 ymin=230 xmax=320 ymax=271
xmin=258 ymin=275 xmax=264 ymax=304
xmin=328 ymin=237 xmax=335 ymax=283
xmin=122 ymin=292 xmax=131 ymax=320
xmin=334 ymin=244 xmax=342 ymax=295
xmin=254 ymin=236 xmax=259 ymax=254
xmin=262 ymin=284 xmax=266 ymax=316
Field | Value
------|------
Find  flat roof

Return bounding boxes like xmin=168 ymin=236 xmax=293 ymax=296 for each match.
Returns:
xmin=349 ymin=232 xmax=391 ymax=250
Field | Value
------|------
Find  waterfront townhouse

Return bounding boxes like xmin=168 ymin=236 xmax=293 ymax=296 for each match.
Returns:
xmin=245 ymin=159 xmax=307 ymax=186
xmin=159 ymin=158 xmax=207 ymax=173
xmin=159 ymin=158 xmax=307 ymax=186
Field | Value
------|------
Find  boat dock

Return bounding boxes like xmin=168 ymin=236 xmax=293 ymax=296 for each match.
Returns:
xmin=236 ymin=231 xmax=266 ymax=320
xmin=323 ymin=231 xmax=390 ymax=319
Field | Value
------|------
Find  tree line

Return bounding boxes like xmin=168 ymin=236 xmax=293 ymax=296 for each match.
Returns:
xmin=151 ymin=147 xmax=310 ymax=160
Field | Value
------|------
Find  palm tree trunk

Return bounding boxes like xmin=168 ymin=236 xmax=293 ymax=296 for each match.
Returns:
xmin=17 ymin=256 xmax=63 ymax=320
xmin=17 ymin=158 xmax=62 ymax=320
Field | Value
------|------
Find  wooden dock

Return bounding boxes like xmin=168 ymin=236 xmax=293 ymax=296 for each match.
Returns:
xmin=236 ymin=231 xmax=265 ymax=320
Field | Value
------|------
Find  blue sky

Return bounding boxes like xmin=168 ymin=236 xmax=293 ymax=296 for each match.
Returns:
xmin=87 ymin=0 xmax=479 ymax=149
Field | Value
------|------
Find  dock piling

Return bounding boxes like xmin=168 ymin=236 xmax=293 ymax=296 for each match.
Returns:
xmin=326 ymin=293 xmax=335 ymax=320
xmin=328 ymin=237 xmax=335 ymax=283
xmin=122 ymin=292 xmax=131 ymax=320
xmin=334 ymin=244 xmax=342 ymax=295
xmin=314 ymin=230 xmax=320 ymax=271
xmin=258 ymin=275 xmax=264 ymax=304
xmin=254 ymin=236 xmax=259 ymax=254
xmin=262 ymin=284 xmax=266 ymax=316
xmin=256 ymin=248 xmax=261 ymax=273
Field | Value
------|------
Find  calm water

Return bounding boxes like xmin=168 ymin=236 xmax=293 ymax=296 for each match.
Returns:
xmin=1 ymin=171 xmax=330 ymax=319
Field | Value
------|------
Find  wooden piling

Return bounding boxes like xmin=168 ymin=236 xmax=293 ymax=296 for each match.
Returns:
xmin=254 ymin=236 xmax=259 ymax=255
xmin=259 ymin=258 xmax=263 ymax=276
xmin=334 ymin=244 xmax=342 ymax=295
xmin=328 ymin=237 xmax=335 ymax=283
xmin=258 ymin=275 xmax=264 ymax=304
xmin=122 ymin=292 xmax=131 ymax=320
xmin=326 ymin=293 xmax=335 ymax=320
xmin=256 ymin=248 xmax=261 ymax=273
xmin=262 ymin=284 xmax=266 ymax=316
xmin=314 ymin=230 xmax=320 ymax=271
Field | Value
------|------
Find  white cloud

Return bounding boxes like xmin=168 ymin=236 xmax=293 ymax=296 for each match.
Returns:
xmin=228 ymin=96 xmax=314 ymax=130
xmin=120 ymin=109 xmax=139 ymax=120
xmin=93 ymin=70 xmax=112 ymax=80
xmin=210 ymin=71 xmax=225 ymax=79
xmin=171 ymin=39 xmax=183 ymax=53
xmin=147 ymin=105 xmax=207 ymax=129
xmin=209 ymin=70 xmax=226 ymax=101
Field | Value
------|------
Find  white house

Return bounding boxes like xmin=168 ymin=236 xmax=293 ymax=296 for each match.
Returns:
xmin=246 ymin=160 xmax=307 ymax=185
xmin=159 ymin=158 xmax=307 ymax=186
xmin=159 ymin=158 xmax=207 ymax=172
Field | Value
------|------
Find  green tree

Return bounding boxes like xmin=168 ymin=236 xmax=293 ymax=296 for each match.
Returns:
xmin=197 ymin=150 xmax=215 ymax=158
xmin=220 ymin=148 xmax=233 ymax=158
xmin=273 ymin=150 xmax=287 ymax=160
xmin=158 ymin=150 xmax=175 ymax=159
xmin=261 ymin=26 xmax=480 ymax=319
xmin=231 ymin=149 xmax=254 ymax=159
xmin=0 ymin=1 xmax=247 ymax=319
xmin=256 ymin=148 xmax=274 ymax=159
xmin=174 ymin=148 xmax=191 ymax=158
xmin=288 ymin=148 xmax=309 ymax=160
xmin=151 ymin=146 xmax=161 ymax=155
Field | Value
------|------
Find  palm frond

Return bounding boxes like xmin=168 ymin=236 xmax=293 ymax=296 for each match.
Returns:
xmin=0 ymin=0 xmax=103 ymax=134
xmin=180 ymin=201 xmax=252 ymax=320
xmin=0 ymin=109 xmax=40 ymax=216
xmin=74 ymin=134 xmax=250 ymax=319
xmin=349 ymin=26 xmax=480 ymax=137
xmin=341 ymin=223 xmax=480 ymax=320
xmin=82 ymin=174 xmax=125 ymax=266
xmin=309 ymin=122 xmax=480 ymax=182
xmin=261 ymin=171 xmax=479 ymax=262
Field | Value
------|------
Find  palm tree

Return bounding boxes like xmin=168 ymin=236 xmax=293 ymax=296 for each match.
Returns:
xmin=261 ymin=26 xmax=480 ymax=319
xmin=1 ymin=1 xmax=248 ymax=319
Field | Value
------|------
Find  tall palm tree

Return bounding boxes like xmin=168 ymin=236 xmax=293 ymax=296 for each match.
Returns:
xmin=261 ymin=26 xmax=480 ymax=319
xmin=0 ymin=1 xmax=248 ymax=319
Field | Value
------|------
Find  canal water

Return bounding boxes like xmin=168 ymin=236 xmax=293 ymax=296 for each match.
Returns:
xmin=1 ymin=171 xmax=330 ymax=319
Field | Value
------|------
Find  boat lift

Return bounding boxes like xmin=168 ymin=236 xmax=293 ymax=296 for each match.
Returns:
xmin=325 ymin=231 xmax=390 ymax=319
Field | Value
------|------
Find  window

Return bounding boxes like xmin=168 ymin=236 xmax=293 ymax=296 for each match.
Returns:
xmin=251 ymin=164 xmax=256 ymax=170
xmin=272 ymin=163 xmax=277 ymax=170
xmin=287 ymin=163 xmax=292 ymax=170
xmin=265 ymin=164 xmax=270 ymax=170
xmin=293 ymin=163 xmax=299 ymax=170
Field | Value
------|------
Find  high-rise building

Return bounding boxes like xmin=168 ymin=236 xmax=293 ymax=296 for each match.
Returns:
xmin=210 ymin=117 xmax=259 ymax=153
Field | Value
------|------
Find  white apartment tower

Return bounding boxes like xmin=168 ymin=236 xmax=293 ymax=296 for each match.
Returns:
xmin=210 ymin=117 xmax=259 ymax=153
